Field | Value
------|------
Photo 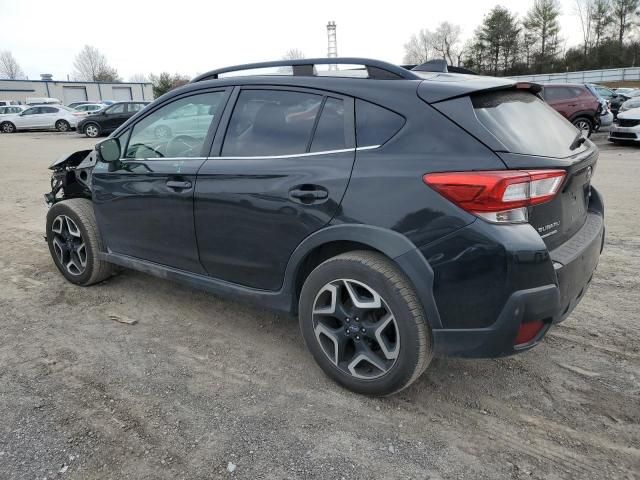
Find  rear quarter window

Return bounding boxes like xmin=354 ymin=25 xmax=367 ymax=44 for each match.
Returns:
xmin=355 ymin=100 xmax=404 ymax=147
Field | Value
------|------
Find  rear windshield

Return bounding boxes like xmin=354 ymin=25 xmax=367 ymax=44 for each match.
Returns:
xmin=472 ymin=90 xmax=587 ymax=158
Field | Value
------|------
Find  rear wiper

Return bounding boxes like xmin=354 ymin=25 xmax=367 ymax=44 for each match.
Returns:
xmin=570 ymin=131 xmax=587 ymax=151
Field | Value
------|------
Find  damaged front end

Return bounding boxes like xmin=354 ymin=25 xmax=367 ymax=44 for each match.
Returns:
xmin=45 ymin=149 xmax=97 ymax=207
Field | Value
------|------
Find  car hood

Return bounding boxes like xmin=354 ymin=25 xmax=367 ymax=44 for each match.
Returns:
xmin=617 ymin=107 xmax=640 ymax=120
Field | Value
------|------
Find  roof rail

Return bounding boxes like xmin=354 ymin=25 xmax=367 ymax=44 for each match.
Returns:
xmin=191 ymin=58 xmax=422 ymax=82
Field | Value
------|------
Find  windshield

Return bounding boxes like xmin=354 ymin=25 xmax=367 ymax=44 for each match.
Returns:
xmin=472 ymin=90 xmax=587 ymax=158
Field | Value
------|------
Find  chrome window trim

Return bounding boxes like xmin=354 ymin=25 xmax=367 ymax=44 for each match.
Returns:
xmin=212 ymin=145 xmax=380 ymax=160
xmin=119 ymin=145 xmax=381 ymax=162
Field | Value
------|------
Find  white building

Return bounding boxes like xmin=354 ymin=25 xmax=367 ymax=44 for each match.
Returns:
xmin=0 ymin=76 xmax=154 ymax=105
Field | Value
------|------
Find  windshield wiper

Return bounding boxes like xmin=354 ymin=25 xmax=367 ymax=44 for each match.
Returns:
xmin=569 ymin=131 xmax=587 ymax=151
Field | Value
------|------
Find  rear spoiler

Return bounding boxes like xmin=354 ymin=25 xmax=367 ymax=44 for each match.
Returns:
xmin=401 ymin=59 xmax=478 ymax=75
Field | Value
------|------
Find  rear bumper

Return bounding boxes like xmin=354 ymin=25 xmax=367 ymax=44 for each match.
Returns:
xmin=599 ymin=111 xmax=614 ymax=127
xmin=432 ymin=209 xmax=604 ymax=358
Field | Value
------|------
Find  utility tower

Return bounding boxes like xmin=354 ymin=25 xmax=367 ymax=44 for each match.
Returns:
xmin=327 ymin=21 xmax=338 ymax=70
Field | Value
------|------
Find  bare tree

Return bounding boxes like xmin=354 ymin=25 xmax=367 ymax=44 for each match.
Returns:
xmin=128 ymin=73 xmax=148 ymax=83
xmin=282 ymin=48 xmax=305 ymax=60
xmin=575 ymin=0 xmax=596 ymax=54
xmin=0 ymin=51 xmax=25 ymax=79
xmin=73 ymin=45 xmax=120 ymax=82
xmin=403 ymin=29 xmax=435 ymax=64
xmin=612 ymin=0 xmax=640 ymax=45
xmin=592 ymin=0 xmax=614 ymax=48
xmin=432 ymin=22 xmax=462 ymax=65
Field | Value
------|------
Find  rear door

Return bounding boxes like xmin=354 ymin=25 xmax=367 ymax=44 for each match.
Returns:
xmin=40 ymin=106 xmax=60 ymax=128
xmin=542 ymin=86 xmax=578 ymax=119
xmin=194 ymin=87 xmax=356 ymax=290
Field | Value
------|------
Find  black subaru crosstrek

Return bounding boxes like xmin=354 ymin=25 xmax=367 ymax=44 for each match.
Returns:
xmin=44 ymin=58 xmax=604 ymax=396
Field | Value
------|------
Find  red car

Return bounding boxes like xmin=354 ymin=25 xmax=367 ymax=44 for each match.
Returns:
xmin=540 ymin=83 xmax=601 ymax=137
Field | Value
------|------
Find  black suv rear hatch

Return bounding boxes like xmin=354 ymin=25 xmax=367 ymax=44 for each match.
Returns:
xmin=423 ymin=85 xmax=597 ymax=249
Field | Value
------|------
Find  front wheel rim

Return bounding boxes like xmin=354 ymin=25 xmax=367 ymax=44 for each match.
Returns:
xmin=86 ymin=125 xmax=98 ymax=137
xmin=51 ymin=215 xmax=87 ymax=276
xmin=57 ymin=121 xmax=69 ymax=131
xmin=312 ymin=279 xmax=400 ymax=380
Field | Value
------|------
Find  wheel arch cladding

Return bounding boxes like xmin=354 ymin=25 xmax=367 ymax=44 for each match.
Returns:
xmin=283 ymin=224 xmax=443 ymax=329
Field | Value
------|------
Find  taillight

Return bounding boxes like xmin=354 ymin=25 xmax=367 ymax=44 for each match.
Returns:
xmin=423 ymin=170 xmax=565 ymax=224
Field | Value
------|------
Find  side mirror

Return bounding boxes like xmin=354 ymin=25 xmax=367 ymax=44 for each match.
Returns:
xmin=98 ymin=138 xmax=121 ymax=162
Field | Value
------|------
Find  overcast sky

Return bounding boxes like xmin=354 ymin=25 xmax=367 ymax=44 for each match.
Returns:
xmin=1 ymin=0 xmax=585 ymax=81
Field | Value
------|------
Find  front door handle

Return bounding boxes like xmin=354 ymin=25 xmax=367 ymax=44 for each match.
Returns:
xmin=166 ymin=179 xmax=192 ymax=190
xmin=289 ymin=186 xmax=329 ymax=204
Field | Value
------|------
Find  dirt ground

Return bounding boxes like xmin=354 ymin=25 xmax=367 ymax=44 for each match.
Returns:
xmin=0 ymin=130 xmax=638 ymax=480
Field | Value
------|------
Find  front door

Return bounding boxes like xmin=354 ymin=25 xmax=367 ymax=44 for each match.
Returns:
xmin=14 ymin=107 xmax=47 ymax=128
xmin=195 ymin=88 xmax=356 ymax=291
xmin=92 ymin=89 xmax=229 ymax=273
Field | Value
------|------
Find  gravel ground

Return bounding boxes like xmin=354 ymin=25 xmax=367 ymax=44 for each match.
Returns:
xmin=0 ymin=131 xmax=638 ymax=480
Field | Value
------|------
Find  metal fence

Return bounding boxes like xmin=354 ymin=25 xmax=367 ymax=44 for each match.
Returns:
xmin=509 ymin=67 xmax=640 ymax=83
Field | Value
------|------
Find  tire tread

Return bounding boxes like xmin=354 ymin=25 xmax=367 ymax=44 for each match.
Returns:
xmin=47 ymin=198 xmax=113 ymax=285
xmin=307 ymin=250 xmax=432 ymax=395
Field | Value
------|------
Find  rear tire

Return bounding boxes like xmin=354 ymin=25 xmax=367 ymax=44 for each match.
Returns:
xmin=55 ymin=120 xmax=70 ymax=132
xmin=84 ymin=123 xmax=100 ymax=138
xmin=1 ymin=121 xmax=16 ymax=133
xmin=299 ymin=251 xmax=432 ymax=396
xmin=572 ymin=117 xmax=593 ymax=138
xmin=46 ymin=198 xmax=114 ymax=286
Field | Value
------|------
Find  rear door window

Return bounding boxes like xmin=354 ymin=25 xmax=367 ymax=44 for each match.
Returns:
xmin=355 ymin=100 xmax=404 ymax=147
xmin=222 ymin=89 xmax=323 ymax=157
xmin=107 ymin=104 xmax=126 ymax=115
xmin=543 ymin=87 xmax=574 ymax=102
xmin=472 ymin=90 xmax=586 ymax=158
xmin=310 ymin=97 xmax=348 ymax=152
xmin=127 ymin=103 xmax=145 ymax=114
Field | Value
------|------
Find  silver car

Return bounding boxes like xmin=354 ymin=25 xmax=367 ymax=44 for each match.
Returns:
xmin=0 ymin=105 xmax=78 ymax=133
xmin=609 ymin=107 xmax=640 ymax=143
xmin=619 ymin=97 xmax=640 ymax=113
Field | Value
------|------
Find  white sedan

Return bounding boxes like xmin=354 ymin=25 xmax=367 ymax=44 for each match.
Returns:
xmin=608 ymin=107 xmax=640 ymax=143
xmin=0 ymin=105 xmax=78 ymax=133
xmin=72 ymin=103 xmax=105 ymax=118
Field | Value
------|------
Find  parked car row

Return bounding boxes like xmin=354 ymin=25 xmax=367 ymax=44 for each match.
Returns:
xmin=0 ymin=101 xmax=149 ymax=135
xmin=539 ymin=82 xmax=640 ymax=141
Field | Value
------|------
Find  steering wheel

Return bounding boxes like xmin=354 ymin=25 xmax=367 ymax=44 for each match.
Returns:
xmin=165 ymin=135 xmax=200 ymax=157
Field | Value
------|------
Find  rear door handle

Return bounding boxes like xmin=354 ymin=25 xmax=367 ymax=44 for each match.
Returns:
xmin=166 ymin=180 xmax=192 ymax=190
